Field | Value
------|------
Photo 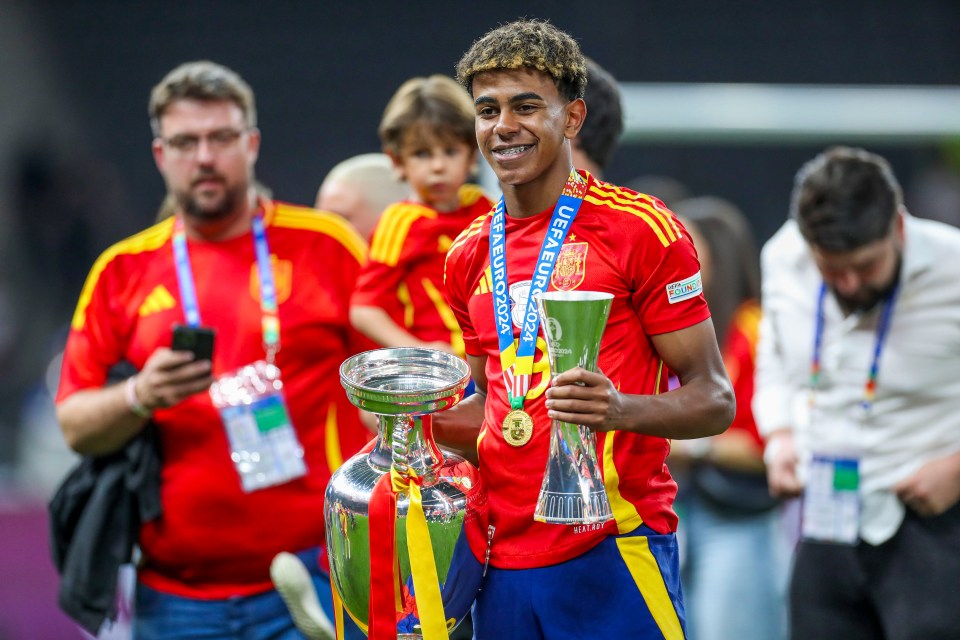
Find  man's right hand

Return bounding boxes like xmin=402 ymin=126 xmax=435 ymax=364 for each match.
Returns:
xmin=136 ymin=347 xmax=214 ymax=411
xmin=765 ymin=429 xmax=804 ymax=498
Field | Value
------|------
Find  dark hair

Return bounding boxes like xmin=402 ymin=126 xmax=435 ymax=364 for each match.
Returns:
xmin=149 ymin=61 xmax=256 ymax=137
xmin=455 ymin=19 xmax=586 ymax=101
xmin=576 ymin=58 xmax=623 ymax=171
xmin=379 ymin=75 xmax=476 ymax=156
xmin=673 ymin=197 xmax=760 ymax=341
xmin=791 ymin=146 xmax=902 ymax=252
xmin=627 ymin=175 xmax=690 ymax=209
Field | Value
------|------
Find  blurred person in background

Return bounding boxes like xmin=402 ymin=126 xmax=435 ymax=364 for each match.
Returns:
xmin=314 ymin=153 xmax=409 ymax=240
xmin=670 ymin=196 xmax=787 ymax=640
xmin=569 ymin=58 xmax=623 ymax=178
xmin=350 ymin=74 xmax=491 ymax=355
xmin=54 ymin=60 xmax=371 ymax=639
xmin=627 ymin=175 xmax=691 ymax=210
xmin=905 ymin=141 xmax=960 ymax=229
xmin=756 ymin=146 xmax=960 ymax=639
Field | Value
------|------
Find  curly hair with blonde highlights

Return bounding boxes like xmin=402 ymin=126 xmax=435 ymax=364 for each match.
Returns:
xmin=455 ymin=19 xmax=587 ymax=101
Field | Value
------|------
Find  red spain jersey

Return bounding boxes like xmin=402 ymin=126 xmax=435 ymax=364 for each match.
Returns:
xmin=351 ymin=184 xmax=491 ymax=354
xmin=57 ymin=201 xmax=373 ymax=598
xmin=723 ymin=299 xmax=764 ymax=449
xmin=444 ymin=171 xmax=710 ymax=569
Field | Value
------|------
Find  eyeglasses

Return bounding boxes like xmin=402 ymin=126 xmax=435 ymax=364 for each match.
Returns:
xmin=160 ymin=128 xmax=248 ymax=155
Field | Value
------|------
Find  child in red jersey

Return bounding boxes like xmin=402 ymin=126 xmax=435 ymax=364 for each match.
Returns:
xmin=350 ymin=75 xmax=491 ymax=356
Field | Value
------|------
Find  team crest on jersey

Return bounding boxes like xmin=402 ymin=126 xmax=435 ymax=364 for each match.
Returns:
xmin=666 ymin=271 xmax=703 ymax=304
xmin=509 ymin=280 xmax=532 ymax=329
xmin=551 ymin=242 xmax=588 ymax=291
xmin=250 ymin=257 xmax=292 ymax=304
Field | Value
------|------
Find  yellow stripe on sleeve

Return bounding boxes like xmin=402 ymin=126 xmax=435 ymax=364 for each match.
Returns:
xmin=71 ymin=219 xmax=174 ymax=331
xmin=369 ymin=204 xmax=434 ymax=266
xmin=272 ymin=206 xmax=367 ymax=264
xmin=369 ymin=206 xmax=412 ymax=263
xmin=598 ymin=184 xmax=679 ymax=243
xmin=397 ymin=282 xmax=415 ymax=329
xmin=458 ymin=183 xmax=486 ymax=207
xmin=446 ymin=210 xmax=491 ymax=255
xmin=584 ymin=194 xmax=671 ymax=247
xmin=587 ymin=184 xmax=683 ymax=246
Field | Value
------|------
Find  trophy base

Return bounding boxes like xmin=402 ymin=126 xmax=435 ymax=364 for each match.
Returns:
xmin=533 ymin=491 xmax=614 ymax=525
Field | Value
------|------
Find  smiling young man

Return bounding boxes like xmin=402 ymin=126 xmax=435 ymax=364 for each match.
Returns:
xmin=755 ymin=146 xmax=960 ymax=639
xmin=437 ymin=19 xmax=734 ymax=639
xmin=55 ymin=61 xmax=370 ymax=639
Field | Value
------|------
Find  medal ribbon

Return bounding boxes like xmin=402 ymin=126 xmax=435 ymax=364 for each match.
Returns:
xmin=488 ymin=170 xmax=586 ymax=410
xmin=171 ymin=200 xmax=281 ymax=362
xmin=367 ymin=466 xmax=450 ymax=640
xmin=809 ymin=281 xmax=899 ymax=414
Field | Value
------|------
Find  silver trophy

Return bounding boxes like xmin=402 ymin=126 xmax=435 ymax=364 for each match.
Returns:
xmin=325 ymin=348 xmax=486 ymax=638
xmin=533 ymin=291 xmax=614 ymax=525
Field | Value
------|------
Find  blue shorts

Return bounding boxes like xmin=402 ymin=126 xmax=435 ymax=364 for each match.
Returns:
xmin=473 ymin=526 xmax=686 ymax=640
xmin=134 ymin=547 xmax=364 ymax=640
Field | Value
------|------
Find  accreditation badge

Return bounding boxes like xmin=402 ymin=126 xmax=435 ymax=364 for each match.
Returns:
xmin=210 ymin=360 xmax=307 ymax=492
xmin=801 ymin=453 xmax=861 ymax=544
xmin=502 ymin=409 xmax=534 ymax=447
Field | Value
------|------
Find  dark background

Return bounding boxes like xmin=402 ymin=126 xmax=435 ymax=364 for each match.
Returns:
xmin=4 ymin=0 xmax=960 ymax=483
xmin=14 ymin=1 xmax=960 ymax=240
xmin=0 ymin=2 xmax=959 ymax=635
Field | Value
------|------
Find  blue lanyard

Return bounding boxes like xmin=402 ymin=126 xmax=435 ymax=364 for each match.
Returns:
xmin=172 ymin=207 xmax=281 ymax=361
xmin=810 ymin=282 xmax=899 ymax=413
xmin=488 ymin=169 xmax=586 ymax=409
xmin=172 ymin=220 xmax=202 ymax=327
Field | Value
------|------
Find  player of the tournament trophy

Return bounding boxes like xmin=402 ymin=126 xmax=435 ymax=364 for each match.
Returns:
xmin=325 ymin=348 xmax=486 ymax=640
xmin=532 ymin=291 xmax=615 ymax=525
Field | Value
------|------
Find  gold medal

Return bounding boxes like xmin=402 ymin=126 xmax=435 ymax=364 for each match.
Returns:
xmin=502 ymin=409 xmax=534 ymax=447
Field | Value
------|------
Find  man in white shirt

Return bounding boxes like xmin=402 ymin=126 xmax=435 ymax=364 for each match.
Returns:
xmin=754 ymin=146 xmax=960 ymax=639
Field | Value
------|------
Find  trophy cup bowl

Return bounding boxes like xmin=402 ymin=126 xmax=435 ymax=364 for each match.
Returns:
xmin=326 ymin=348 xmax=486 ymax=638
xmin=533 ymin=291 xmax=615 ymax=525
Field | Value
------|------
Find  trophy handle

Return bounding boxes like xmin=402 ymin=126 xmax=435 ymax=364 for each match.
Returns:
xmin=391 ymin=414 xmax=411 ymax=476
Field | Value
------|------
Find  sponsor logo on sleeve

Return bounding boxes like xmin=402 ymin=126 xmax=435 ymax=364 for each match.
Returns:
xmin=665 ymin=271 xmax=703 ymax=304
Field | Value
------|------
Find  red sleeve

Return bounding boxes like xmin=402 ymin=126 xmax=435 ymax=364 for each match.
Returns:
xmin=350 ymin=205 xmax=424 ymax=313
xmin=629 ymin=213 xmax=711 ymax=336
xmin=723 ymin=301 xmax=764 ymax=447
xmin=57 ymin=253 xmax=137 ymax=401
xmin=327 ymin=230 xmax=380 ymax=357
xmin=443 ymin=230 xmax=482 ymax=358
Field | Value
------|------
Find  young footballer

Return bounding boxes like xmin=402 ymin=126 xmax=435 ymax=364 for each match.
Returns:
xmin=435 ymin=19 xmax=735 ymax=639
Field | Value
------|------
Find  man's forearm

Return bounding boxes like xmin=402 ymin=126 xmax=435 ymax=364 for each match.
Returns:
xmin=618 ymin=375 xmax=734 ymax=439
xmin=56 ymin=382 xmax=150 ymax=456
xmin=432 ymin=390 xmax=486 ymax=457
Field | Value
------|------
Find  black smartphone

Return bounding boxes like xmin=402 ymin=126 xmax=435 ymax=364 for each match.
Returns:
xmin=171 ymin=324 xmax=216 ymax=361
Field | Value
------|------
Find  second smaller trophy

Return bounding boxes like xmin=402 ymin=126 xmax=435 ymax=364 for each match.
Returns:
xmin=533 ymin=290 xmax=614 ymax=525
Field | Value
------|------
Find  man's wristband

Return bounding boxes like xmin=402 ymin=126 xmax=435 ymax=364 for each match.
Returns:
xmin=124 ymin=376 xmax=152 ymax=419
